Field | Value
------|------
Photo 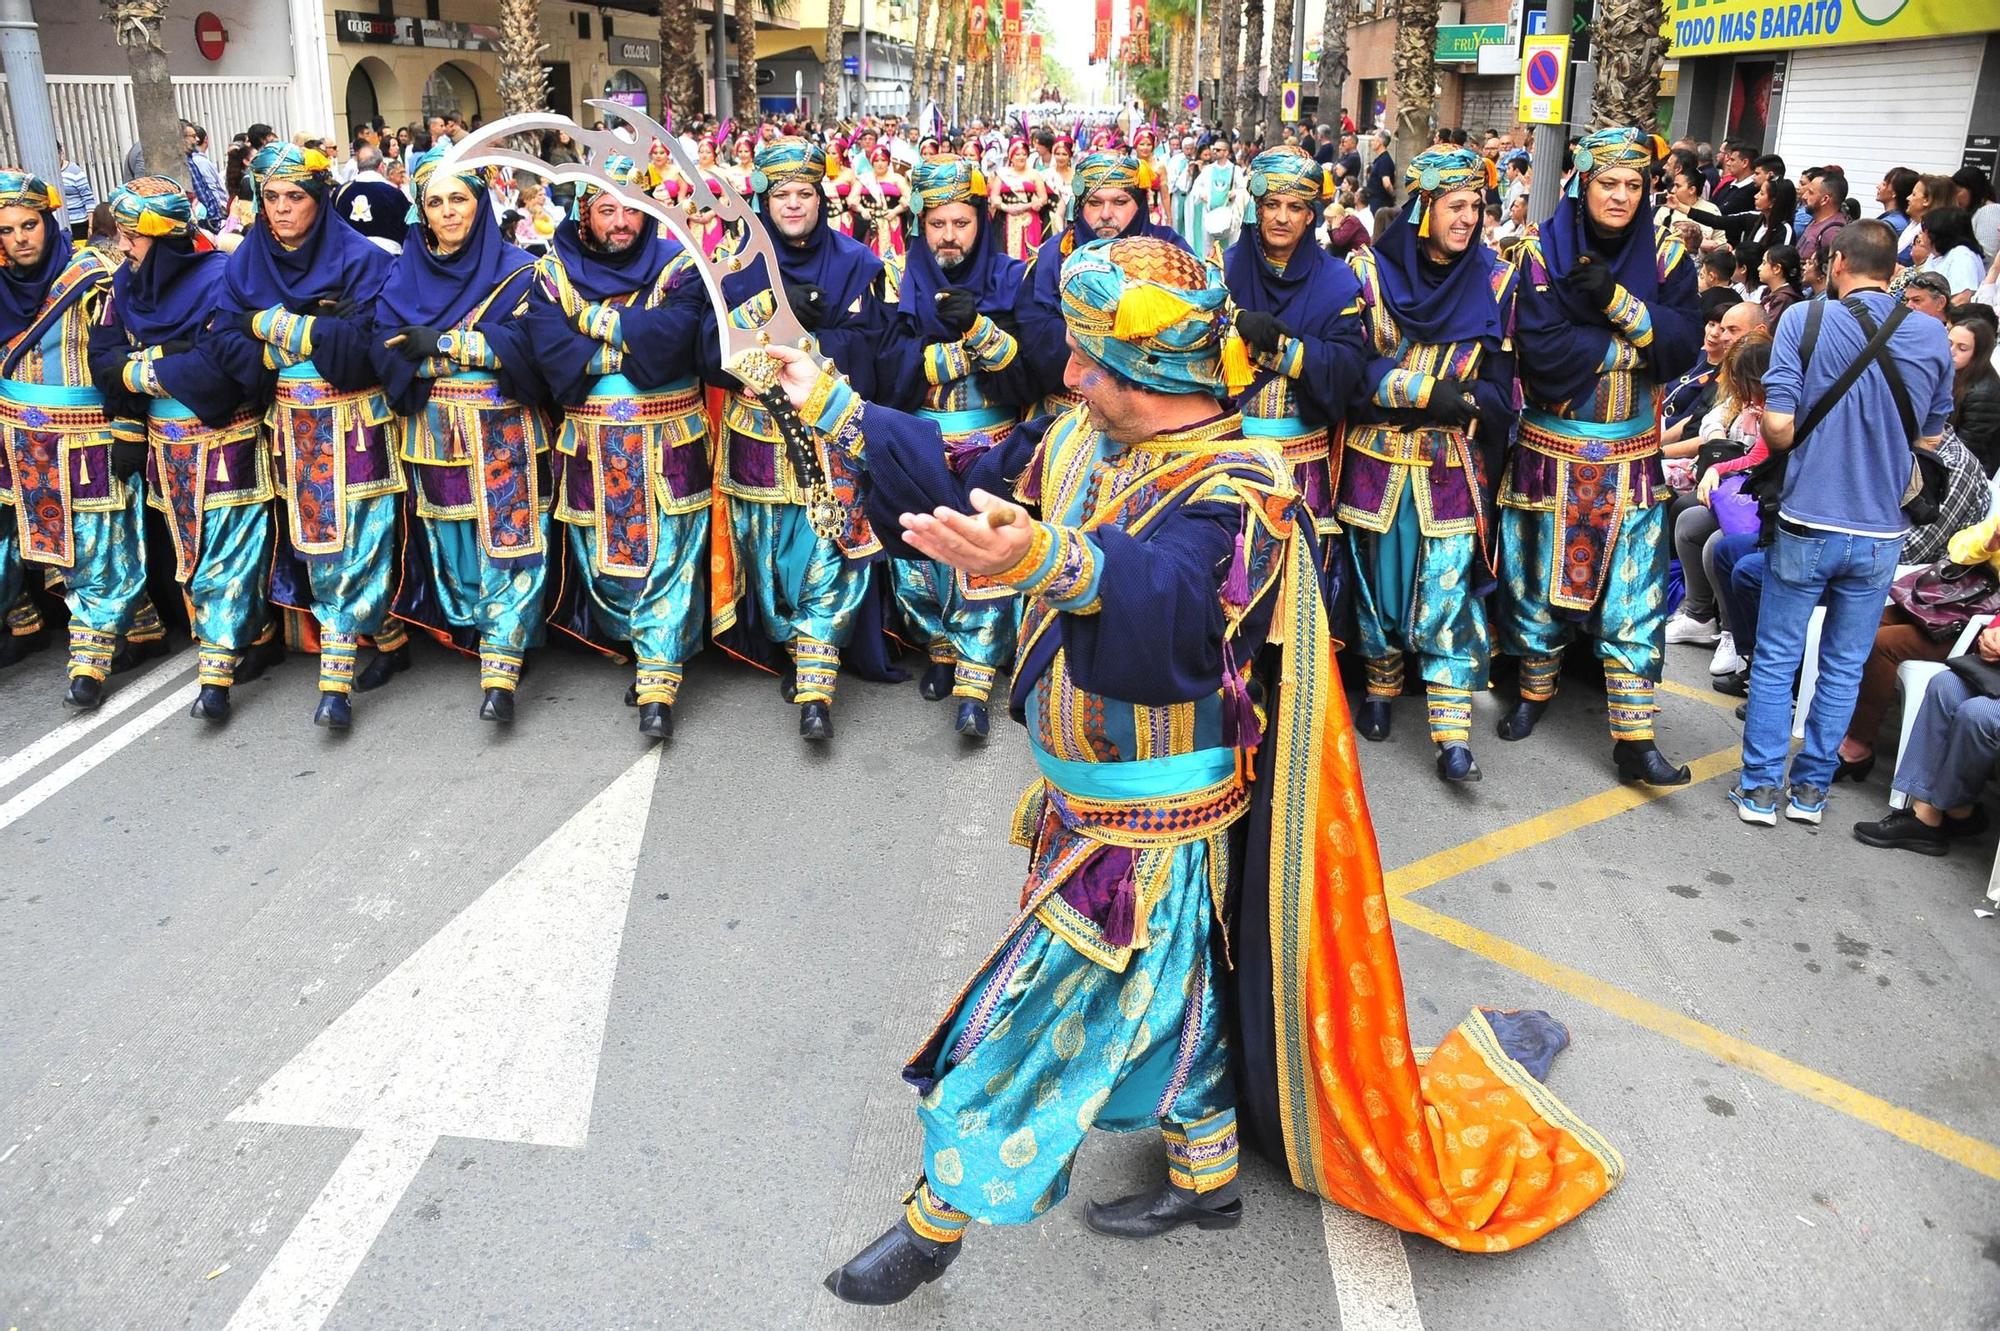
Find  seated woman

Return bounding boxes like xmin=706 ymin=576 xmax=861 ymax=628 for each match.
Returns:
xmin=1664 ymin=331 xmax=1768 ymax=672
xmin=1852 ymin=617 xmax=2000 ymax=856
xmin=1948 ymin=307 xmax=2000 ymax=475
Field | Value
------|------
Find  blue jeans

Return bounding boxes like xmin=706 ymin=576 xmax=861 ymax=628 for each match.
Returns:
xmin=1713 ymin=532 xmax=1762 ymax=653
xmin=1894 ymin=670 xmax=2000 ymax=811
xmin=1739 ymin=525 xmax=1904 ymax=791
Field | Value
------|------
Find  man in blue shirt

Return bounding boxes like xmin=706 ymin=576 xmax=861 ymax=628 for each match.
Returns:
xmin=1730 ymin=219 xmax=1954 ymax=827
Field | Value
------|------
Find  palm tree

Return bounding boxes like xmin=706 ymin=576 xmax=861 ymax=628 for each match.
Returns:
xmin=1388 ymin=0 xmax=1438 ymax=172
xmin=909 ymin=0 xmax=936 ymax=118
xmin=99 ymin=0 xmax=182 ymax=183
xmin=823 ymin=0 xmax=848 ymax=116
xmin=1216 ymin=0 xmax=1241 ymax=133
xmin=496 ymin=0 xmax=551 ymax=120
xmin=1264 ymin=0 xmax=1296 ymax=143
xmin=1315 ymin=0 xmax=1352 ymax=128
xmin=1589 ymin=0 xmax=1668 ymax=131
xmin=659 ymin=0 xmax=700 ymax=118
xmin=734 ymin=0 xmax=759 ymax=123
xmin=1237 ymin=0 xmax=1265 ymax=139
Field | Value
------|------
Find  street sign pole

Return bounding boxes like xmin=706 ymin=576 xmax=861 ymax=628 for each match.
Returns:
xmin=1526 ymin=0 xmax=1571 ymax=225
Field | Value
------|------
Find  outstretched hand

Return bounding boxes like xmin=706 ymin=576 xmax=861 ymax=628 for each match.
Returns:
xmin=898 ymin=488 xmax=1032 ymax=577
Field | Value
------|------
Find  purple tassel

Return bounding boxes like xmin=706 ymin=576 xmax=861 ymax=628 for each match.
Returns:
xmin=1221 ymin=527 xmax=1251 ymax=610
xmin=1219 ymin=641 xmax=1262 ymax=750
xmin=1103 ymin=877 xmax=1137 ymax=948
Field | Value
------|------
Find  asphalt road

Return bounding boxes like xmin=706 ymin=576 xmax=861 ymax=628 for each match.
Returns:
xmin=1 ymin=628 xmax=1996 ymax=1331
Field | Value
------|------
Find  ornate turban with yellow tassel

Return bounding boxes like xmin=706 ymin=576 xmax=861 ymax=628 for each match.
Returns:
xmin=1399 ymin=146 xmax=1494 ymax=240
xmin=1058 ymin=235 xmax=1228 ymax=394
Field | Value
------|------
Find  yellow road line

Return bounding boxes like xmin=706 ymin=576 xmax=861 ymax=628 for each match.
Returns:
xmin=1391 ymin=895 xmax=2000 ymax=1183
xmin=1657 ymin=677 xmax=1745 ymax=712
xmin=1385 ymin=744 xmax=1741 ymax=898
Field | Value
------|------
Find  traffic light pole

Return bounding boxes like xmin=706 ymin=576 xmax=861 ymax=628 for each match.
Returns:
xmin=1525 ymin=0 xmax=1571 ymax=226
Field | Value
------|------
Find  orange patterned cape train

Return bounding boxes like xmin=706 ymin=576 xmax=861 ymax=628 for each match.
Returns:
xmin=1233 ymin=528 xmax=1623 ymax=1250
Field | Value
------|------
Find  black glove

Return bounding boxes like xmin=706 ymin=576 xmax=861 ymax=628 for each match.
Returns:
xmin=234 ymin=308 xmax=262 ymax=337
xmin=1428 ymin=380 xmax=1480 ymax=428
xmin=784 ymin=282 xmax=827 ymax=332
xmin=316 ymin=296 xmax=363 ymax=321
xmin=1565 ymin=259 xmax=1617 ymax=309
xmin=1235 ymin=310 xmax=1292 ymax=356
xmin=934 ymin=288 xmax=980 ymax=337
xmin=388 ymin=325 xmax=446 ymax=361
xmin=109 ymin=441 xmax=146 ymax=481
xmin=156 ymin=338 xmax=194 ymax=358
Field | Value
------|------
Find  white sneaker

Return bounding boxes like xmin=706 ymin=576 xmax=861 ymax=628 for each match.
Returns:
xmin=1709 ymin=631 xmax=1747 ymax=676
xmin=1666 ymin=612 xmax=1720 ymax=646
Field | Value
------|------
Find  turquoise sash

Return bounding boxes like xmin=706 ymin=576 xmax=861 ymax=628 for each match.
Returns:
xmin=148 ymin=397 xmax=198 ymax=421
xmin=920 ymin=404 xmax=1014 ymax=434
xmin=1033 ymin=744 xmax=1235 ymax=801
xmin=0 ymin=378 xmax=102 ymax=409
xmin=1241 ymin=414 xmax=1309 ymax=438
xmin=586 ymin=372 xmax=699 ymax=403
xmin=1521 ymin=406 xmax=1656 ymax=441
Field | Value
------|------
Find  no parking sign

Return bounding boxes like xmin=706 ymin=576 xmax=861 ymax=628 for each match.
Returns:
xmin=1517 ymin=34 xmax=1569 ymax=125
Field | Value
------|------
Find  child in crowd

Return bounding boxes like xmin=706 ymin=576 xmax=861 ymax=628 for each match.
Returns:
xmin=512 ymin=181 xmax=563 ymax=255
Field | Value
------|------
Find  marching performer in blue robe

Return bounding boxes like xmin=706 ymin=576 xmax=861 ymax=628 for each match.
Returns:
xmin=221 ymin=143 xmax=406 ymax=731
xmin=1495 ymin=129 xmax=1701 ymax=786
xmin=711 ymin=136 xmax=907 ymax=742
xmin=1013 ymin=149 xmax=1190 ymax=418
xmin=89 ymin=178 xmax=270 ymax=723
xmin=1339 ymin=148 xmax=1521 ymax=782
xmin=0 ymin=170 xmax=167 ymax=708
xmin=1217 ymin=147 xmax=1368 ymax=616
xmin=373 ymin=152 xmax=559 ymax=724
xmin=543 ymin=154 xmax=712 ymax=741
xmin=879 ymin=154 xmax=1041 ymax=740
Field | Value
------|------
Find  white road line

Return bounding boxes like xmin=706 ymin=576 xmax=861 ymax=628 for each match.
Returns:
xmin=1321 ymin=1202 xmax=1426 ymax=1331
xmin=222 ymin=747 xmax=663 ymax=1331
xmin=0 ymin=676 xmax=199 ymax=836
xmin=221 ymin=1129 xmax=435 ymax=1331
xmin=0 ymin=648 xmax=195 ymax=794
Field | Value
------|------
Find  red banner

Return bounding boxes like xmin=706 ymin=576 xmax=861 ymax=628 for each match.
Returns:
xmin=969 ymin=0 xmax=989 ymax=62
xmin=1028 ymin=31 xmax=1042 ymax=68
xmin=1129 ymin=0 xmax=1149 ymax=60
xmin=1002 ymin=0 xmax=1022 ymax=68
xmin=1093 ymin=0 xmax=1112 ymax=62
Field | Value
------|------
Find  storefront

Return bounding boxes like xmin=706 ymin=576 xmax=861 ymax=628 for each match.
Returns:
xmin=1669 ymin=2 xmax=1999 ymax=189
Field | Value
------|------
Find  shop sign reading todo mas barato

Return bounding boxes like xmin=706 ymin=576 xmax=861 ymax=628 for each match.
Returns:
xmin=1668 ymin=0 xmax=1996 ymax=58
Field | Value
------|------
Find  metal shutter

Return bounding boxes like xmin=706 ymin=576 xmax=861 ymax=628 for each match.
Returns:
xmin=1773 ymin=37 xmax=1983 ymax=208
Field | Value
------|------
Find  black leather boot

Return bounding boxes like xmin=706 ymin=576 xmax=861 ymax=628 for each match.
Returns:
xmin=799 ymin=699 xmax=832 ymax=741
xmin=1084 ymin=1183 xmax=1243 ymax=1239
xmin=638 ymin=702 xmax=673 ymax=740
xmin=1496 ymin=696 xmax=1548 ymax=741
xmin=822 ymin=1221 xmax=960 ymax=1306
xmin=234 ymin=638 xmax=285 ymax=684
xmin=108 ymin=637 xmax=167 ymax=675
xmin=64 ymin=674 xmax=104 ymax=711
xmin=1613 ymin=739 xmax=1689 ymax=786
xmin=189 ymin=683 xmax=232 ymax=723
xmin=954 ymin=699 xmax=988 ymax=739
xmin=1355 ymin=696 xmax=1392 ymax=741
xmin=1436 ymin=742 xmax=1481 ymax=783
xmin=479 ymin=688 xmax=515 ymax=723
xmin=355 ymin=644 xmax=410 ymax=693
xmin=919 ymin=660 xmax=954 ymax=701
xmin=313 ymin=691 xmax=352 ymax=731
xmin=776 ymin=662 xmax=798 ymax=704
xmin=624 ymin=683 xmax=639 ymax=707
xmin=0 ymin=627 xmax=44 ymax=668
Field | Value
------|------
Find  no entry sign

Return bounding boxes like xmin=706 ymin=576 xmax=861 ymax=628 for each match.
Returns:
xmin=1517 ymin=34 xmax=1568 ymax=125
xmin=194 ymin=10 xmax=228 ymax=61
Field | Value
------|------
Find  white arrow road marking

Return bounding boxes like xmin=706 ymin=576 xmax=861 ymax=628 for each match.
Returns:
xmin=0 ymin=647 xmax=194 ymax=793
xmin=0 ymin=668 xmax=200 ymax=837
xmin=1321 ymin=1201 xmax=1425 ymax=1331
xmin=221 ymin=747 xmax=663 ymax=1331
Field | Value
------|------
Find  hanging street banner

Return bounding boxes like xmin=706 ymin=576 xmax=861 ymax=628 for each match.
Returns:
xmin=1094 ymin=0 xmax=1112 ymax=61
xmin=1130 ymin=0 xmax=1150 ymax=56
xmin=969 ymin=0 xmax=989 ymax=63
xmin=1666 ymin=0 xmax=1995 ymax=58
xmin=1003 ymin=0 xmax=1022 ymax=67
xmin=1028 ymin=31 xmax=1042 ymax=67
xmin=1517 ymin=33 xmax=1570 ymax=125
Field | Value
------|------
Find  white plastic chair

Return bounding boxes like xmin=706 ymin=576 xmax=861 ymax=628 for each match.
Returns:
xmin=1791 ymin=564 xmax=1925 ymax=741
xmin=1888 ymin=613 xmax=1994 ymax=810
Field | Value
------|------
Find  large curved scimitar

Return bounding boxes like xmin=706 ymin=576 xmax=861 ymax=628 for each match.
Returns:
xmin=438 ymin=101 xmax=846 ymax=539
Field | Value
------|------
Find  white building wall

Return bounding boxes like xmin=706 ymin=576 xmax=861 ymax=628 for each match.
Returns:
xmin=27 ymin=0 xmax=297 ymax=81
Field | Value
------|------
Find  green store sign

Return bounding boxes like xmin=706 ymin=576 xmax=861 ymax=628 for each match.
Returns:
xmin=1435 ymin=23 xmax=1508 ymax=62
